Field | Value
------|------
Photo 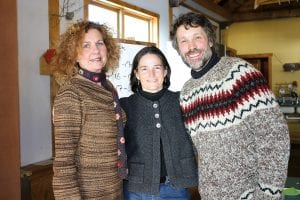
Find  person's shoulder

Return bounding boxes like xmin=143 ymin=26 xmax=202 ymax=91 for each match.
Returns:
xmin=120 ymin=93 xmax=137 ymax=107
xmin=120 ymin=96 xmax=128 ymax=105
xmin=56 ymin=76 xmax=88 ymax=98
xmin=104 ymin=78 xmax=115 ymax=88
xmin=166 ymin=89 xmax=179 ymax=94
xmin=166 ymin=90 xmax=180 ymax=97
xmin=220 ymin=56 xmax=246 ymax=65
xmin=220 ymin=56 xmax=258 ymax=73
xmin=222 ymin=56 xmax=241 ymax=61
xmin=121 ymin=93 xmax=137 ymax=100
xmin=54 ymin=78 xmax=82 ymax=105
xmin=57 ymin=77 xmax=76 ymax=93
xmin=67 ymin=76 xmax=89 ymax=88
xmin=181 ymin=77 xmax=197 ymax=92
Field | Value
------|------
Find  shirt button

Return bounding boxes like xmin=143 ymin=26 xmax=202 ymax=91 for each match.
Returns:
xmin=153 ymin=103 xmax=158 ymax=108
xmin=154 ymin=113 xmax=159 ymax=118
xmin=156 ymin=123 xmax=161 ymax=128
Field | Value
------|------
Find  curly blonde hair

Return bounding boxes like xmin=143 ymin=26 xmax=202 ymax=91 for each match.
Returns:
xmin=52 ymin=20 xmax=120 ymax=80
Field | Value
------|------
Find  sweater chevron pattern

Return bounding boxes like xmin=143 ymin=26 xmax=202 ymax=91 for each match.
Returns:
xmin=180 ymin=56 xmax=290 ymax=200
xmin=181 ymin=58 xmax=277 ymax=133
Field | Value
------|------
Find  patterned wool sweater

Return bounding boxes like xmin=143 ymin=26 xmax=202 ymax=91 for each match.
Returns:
xmin=52 ymin=75 xmax=123 ymax=200
xmin=180 ymin=56 xmax=290 ymax=200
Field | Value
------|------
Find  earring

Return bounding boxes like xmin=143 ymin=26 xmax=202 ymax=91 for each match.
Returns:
xmin=137 ymin=80 xmax=141 ymax=91
xmin=138 ymin=80 xmax=140 ymax=86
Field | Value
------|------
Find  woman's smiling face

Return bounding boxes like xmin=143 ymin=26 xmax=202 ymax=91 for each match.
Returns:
xmin=135 ymin=53 xmax=167 ymax=93
xmin=135 ymin=54 xmax=167 ymax=93
xmin=77 ymin=28 xmax=108 ymax=73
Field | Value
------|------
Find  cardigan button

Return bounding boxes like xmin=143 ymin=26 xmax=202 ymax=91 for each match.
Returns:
xmin=153 ymin=103 xmax=158 ymax=108
xmin=154 ymin=113 xmax=159 ymax=118
xmin=156 ymin=123 xmax=161 ymax=128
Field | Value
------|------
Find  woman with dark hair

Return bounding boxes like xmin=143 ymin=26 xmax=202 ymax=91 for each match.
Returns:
xmin=52 ymin=20 xmax=127 ymax=199
xmin=120 ymin=46 xmax=198 ymax=200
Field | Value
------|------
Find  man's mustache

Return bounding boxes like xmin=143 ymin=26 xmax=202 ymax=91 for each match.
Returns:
xmin=186 ymin=48 xmax=202 ymax=56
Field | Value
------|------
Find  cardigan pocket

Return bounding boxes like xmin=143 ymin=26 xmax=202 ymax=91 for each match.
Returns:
xmin=128 ymin=162 xmax=144 ymax=183
xmin=180 ymin=157 xmax=197 ymax=177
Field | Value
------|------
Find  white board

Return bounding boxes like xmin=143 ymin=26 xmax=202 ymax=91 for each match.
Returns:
xmin=107 ymin=42 xmax=146 ymax=98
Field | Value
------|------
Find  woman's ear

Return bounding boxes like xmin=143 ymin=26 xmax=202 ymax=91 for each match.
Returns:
xmin=164 ymin=69 xmax=168 ymax=78
xmin=134 ymin=69 xmax=140 ymax=80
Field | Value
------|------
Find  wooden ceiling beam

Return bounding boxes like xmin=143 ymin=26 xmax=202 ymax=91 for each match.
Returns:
xmin=169 ymin=0 xmax=187 ymax=7
xmin=224 ymin=0 xmax=249 ymax=11
xmin=190 ymin=0 xmax=300 ymax=23
xmin=181 ymin=2 xmax=225 ymax=22
xmin=192 ymin=0 xmax=233 ymax=20
xmin=232 ymin=8 xmax=300 ymax=21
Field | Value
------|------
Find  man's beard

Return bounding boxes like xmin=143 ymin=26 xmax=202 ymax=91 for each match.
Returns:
xmin=181 ymin=47 xmax=212 ymax=71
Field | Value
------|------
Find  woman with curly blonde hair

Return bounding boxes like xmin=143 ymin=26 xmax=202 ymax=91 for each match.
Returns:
xmin=52 ymin=20 xmax=127 ymax=200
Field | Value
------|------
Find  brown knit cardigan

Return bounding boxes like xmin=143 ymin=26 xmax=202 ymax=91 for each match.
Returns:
xmin=52 ymin=75 xmax=123 ymax=199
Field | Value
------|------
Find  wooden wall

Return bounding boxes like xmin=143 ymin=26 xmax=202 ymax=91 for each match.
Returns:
xmin=0 ymin=0 xmax=21 ymax=199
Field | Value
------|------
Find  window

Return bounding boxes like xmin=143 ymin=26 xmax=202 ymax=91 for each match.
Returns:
xmin=85 ymin=0 xmax=159 ymax=45
xmin=88 ymin=4 xmax=119 ymax=37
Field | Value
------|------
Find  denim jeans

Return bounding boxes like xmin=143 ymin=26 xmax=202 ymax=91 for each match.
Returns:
xmin=124 ymin=182 xmax=190 ymax=200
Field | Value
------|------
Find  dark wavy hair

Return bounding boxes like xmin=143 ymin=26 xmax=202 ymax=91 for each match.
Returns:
xmin=52 ymin=20 xmax=120 ymax=79
xmin=130 ymin=46 xmax=171 ymax=93
xmin=170 ymin=12 xmax=216 ymax=52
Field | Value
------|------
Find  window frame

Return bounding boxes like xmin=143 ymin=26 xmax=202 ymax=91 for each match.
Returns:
xmin=88 ymin=1 xmax=120 ymax=37
xmin=84 ymin=0 xmax=159 ymax=46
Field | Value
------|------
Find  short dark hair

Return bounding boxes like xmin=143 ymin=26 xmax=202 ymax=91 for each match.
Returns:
xmin=170 ymin=12 xmax=216 ymax=52
xmin=130 ymin=46 xmax=171 ymax=93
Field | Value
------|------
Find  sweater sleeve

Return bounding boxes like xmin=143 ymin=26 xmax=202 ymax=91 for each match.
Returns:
xmin=236 ymin=63 xmax=291 ymax=199
xmin=248 ymin=106 xmax=290 ymax=199
xmin=52 ymin=89 xmax=82 ymax=200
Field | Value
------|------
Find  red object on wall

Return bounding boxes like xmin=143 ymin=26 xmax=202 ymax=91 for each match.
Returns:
xmin=43 ymin=48 xmax=56 ymax=64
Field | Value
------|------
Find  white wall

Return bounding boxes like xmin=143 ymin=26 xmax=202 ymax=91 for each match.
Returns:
xmin=18 ymin=0 xmax=179 ymax=165
xmin=18 ymin=0 xmax=52 ymax=165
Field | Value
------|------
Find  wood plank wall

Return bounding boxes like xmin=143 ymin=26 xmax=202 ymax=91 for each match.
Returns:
xmin=0 ymin=0 xmax=21 ymax=199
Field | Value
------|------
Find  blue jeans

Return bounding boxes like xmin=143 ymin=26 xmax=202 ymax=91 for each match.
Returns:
xmin=124 ymin=182 xmax=190 ymax=200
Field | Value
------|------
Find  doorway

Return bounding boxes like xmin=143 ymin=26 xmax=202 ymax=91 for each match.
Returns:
xmin=237 ymin=53 xmax=273 ymax=89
